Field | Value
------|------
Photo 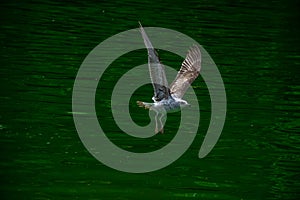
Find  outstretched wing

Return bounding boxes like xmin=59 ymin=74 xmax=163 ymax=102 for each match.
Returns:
xmin=139 ymin=22 xmax=170 ymax=102
xmin=170 ymin=45 xmax=201 ymax=99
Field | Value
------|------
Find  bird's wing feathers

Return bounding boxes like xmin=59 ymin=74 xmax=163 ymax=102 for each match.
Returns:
xmin=170 ymin=45 xmax=201 ymax=99
xmin=139 ymin=22 xmax=170 ymax=102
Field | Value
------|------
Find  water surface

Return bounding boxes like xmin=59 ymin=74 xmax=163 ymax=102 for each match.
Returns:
xmin=1 ymin=0 xmax=299 ymax=199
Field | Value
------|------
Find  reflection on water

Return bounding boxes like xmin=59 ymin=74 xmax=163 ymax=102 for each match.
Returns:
xmin=1 ymin=0 xmax=299 ymax=199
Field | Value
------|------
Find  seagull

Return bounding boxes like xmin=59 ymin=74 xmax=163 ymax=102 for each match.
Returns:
xmin=137 ymin=22 xmax=202 ymax=133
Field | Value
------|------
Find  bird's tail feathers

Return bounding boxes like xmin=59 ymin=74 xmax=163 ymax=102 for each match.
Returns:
xmin=137 ymin=101 xmax=153 ymax=109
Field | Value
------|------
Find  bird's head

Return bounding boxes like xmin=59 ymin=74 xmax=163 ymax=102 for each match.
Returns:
xmin=178 ymin=100 xmax=191 ymax=108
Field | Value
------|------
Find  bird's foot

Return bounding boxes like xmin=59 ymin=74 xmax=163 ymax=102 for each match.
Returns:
xmin=155 ymin=128 xmax=164 ymax=134
xmin=160 ymin=128 xmax=164 ymax=134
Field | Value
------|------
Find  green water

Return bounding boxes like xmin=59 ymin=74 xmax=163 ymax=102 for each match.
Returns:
xmin=1 ymin=0 xmax=299 ymax=199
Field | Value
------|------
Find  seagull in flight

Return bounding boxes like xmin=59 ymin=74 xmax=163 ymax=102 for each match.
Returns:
xmin=137 ymin=23 xmax=202 ymax=133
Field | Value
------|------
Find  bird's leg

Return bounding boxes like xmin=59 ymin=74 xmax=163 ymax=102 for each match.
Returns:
xmin=154 ymin=111 xmax=159 ymax=134
xmin=158 ymin=112 xmax=165 ymax=133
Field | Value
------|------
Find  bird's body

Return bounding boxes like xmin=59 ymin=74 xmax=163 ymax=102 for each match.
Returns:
xmin=137 ymin=22 xmax=202 ymax=133
xmin=138 ymin=96 xmax=188 ymax=113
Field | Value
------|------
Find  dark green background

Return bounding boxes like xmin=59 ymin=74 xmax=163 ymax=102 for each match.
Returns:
xmin=1 ymin=0 xmax=299 ymax=199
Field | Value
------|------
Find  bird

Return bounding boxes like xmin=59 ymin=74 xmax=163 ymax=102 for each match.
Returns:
xmin=137 ymin=22 xmax=202 ymax=133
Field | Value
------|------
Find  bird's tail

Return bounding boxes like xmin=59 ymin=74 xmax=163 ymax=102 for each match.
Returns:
xmin=137 ymin=101 xmax=153 ymax=110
